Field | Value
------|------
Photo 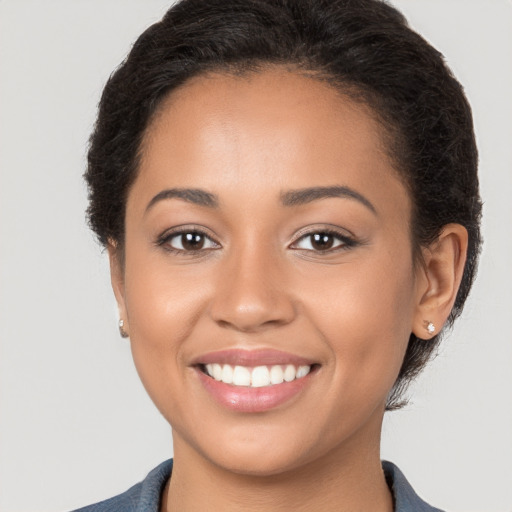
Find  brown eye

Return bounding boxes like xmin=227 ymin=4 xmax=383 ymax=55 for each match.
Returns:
xmin=165 ymin=231 xmax=218 ymax=252
xmin=292 ymin=230 xmax=354 ymax=252
xmin=181 ymin=233 xmax=205 ymax=250
xmin=310 ymin=233 xmax=335 ymax=250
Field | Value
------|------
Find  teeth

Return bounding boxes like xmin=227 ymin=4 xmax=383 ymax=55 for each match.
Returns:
xmin=232 ymin=365 xmax=251 ymax=386
xmin=251 ymin=366 xmax=270 ymax=387
xmin=212 ymin=363 xmax=222 ymax=381
xmin=270 ymin=365 xmax=284 ymax=384
xmin=204 ymin=363 xmax=312 ymax=387
xmin=283 ymin=364 xmax=296 ymax=382
xmin=296 ymin=365 xmax=311 ymax=378
xmin=221 ymin=364 xmax=234 ymax=384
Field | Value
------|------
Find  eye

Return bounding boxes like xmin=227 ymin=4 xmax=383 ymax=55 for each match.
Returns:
xmin=291 ymin=231 xmax=354 ymax=252
xmin=159 ymin=229 xmax=219 ymax=253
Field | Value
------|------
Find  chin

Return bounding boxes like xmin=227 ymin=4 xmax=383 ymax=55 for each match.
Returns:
xmin=207 ymin=447 xmax=315 ymax=478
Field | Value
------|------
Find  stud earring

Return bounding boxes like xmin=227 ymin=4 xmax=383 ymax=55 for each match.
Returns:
xmin=426 ymin=322 xmax=435 ymax=335
xmin=119 ymin=319 xmax=129 ymax=338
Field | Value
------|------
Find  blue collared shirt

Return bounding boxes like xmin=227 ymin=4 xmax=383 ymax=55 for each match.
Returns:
xmin=73 ymin=459 xmax=444 ymax=511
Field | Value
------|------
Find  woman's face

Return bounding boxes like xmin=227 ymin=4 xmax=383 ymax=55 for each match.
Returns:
xmin=113 ymin=69 xmax=427 ymax=475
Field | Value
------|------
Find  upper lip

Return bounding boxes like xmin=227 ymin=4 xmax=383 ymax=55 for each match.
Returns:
xmin=191 ymin=348 xmax=316 ymax=367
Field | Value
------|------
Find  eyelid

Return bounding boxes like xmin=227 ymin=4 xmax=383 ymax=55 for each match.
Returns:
xmin=289 ymin=225 xmax=358 ymax=252
xmin=156 ymin=224 xmax=221 ymax=252
xmin=156 ymin=224 xmax=359 ymax=254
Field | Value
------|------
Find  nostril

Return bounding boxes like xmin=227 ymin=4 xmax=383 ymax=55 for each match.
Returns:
xmin=214 ymin=316 xmax=291 ymax=333
xmin=211 ymin=295 xmax=296 ymax=330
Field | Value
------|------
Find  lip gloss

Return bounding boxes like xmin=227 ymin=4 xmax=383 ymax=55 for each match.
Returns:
xmin=196 ymin=368 xmax=313 ymax=413
xmin=192 ymin=349 xmax=317 ymax=413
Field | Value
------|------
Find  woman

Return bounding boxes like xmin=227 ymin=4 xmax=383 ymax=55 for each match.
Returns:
xmin=76 ymin=0 xmax=481 ymax=510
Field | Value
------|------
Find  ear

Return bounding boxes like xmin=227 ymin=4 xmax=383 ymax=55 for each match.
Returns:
xmin=412 ymin=224 xmax=468 ymax=339
xmin=108 ymin=241 xmax=129 ymax=334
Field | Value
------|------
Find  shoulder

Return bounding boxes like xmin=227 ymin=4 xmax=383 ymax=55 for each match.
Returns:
xmin=71 ymin=459 xmax=173 ymax=512
xmin=383 ymin=461 xmax=445 ymax=512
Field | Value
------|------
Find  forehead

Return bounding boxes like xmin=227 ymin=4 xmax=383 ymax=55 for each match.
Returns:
xmin=134 ymin=68 xmax=409 ymax=216
xmin=145 ymin=68 xmax=389 ymax=161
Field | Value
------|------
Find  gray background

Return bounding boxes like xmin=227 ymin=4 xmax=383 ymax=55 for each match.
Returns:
xmin=0 ymin=1 xmax=511 ymax=511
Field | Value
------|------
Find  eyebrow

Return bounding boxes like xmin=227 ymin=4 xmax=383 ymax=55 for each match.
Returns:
xmin=280 ymin=186 xmax=377 ymax=214
xmin=145 ymin=185 xmax=376 ymax=214
xmin=146 ymin=188 xmax=219 ymax=212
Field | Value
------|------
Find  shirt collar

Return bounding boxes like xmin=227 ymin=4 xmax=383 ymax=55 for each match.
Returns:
xmin=382 ymin=460 xmax=444 ymax=512
xmin=136 ymin=459 xmax=443 ymax=512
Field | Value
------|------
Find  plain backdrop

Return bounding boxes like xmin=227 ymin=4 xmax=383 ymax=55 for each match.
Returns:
xmin=1 ymin=1 xmax=511 ymax=511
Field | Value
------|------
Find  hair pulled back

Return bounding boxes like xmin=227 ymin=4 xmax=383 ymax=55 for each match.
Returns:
xmin=85 ymin=0 xmax=482 ymax=409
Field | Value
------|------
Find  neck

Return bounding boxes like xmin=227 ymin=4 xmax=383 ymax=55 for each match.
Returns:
xmin=163 ymin=420 xmax=393 ymax=512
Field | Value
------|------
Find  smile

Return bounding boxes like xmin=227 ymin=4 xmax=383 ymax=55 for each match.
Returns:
xmin=193 ymin=349 xmax=318 ymax=412
xmin=203 ymin=363 xmax=312 ymax=388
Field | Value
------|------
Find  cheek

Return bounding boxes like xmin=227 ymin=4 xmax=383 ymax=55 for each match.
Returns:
xmin=124 ymin=244 xmax=211 ymax=338
xmin=300 ymin=252 xmax=416 ymax=401
xmin=121 ymin=249 xmax=211 ymax=411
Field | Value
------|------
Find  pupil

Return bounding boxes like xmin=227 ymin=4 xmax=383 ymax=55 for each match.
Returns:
xmin=182 ymin=233 xmax=204 ymax=250
xmin=312 ymin=233 xmax=333 ymax=250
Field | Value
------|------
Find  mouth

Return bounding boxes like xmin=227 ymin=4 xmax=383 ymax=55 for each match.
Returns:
xmin=199 ymin=363 xmax=313 ymax=388
xmin=192 ymin=349 xmax=319 ymax=413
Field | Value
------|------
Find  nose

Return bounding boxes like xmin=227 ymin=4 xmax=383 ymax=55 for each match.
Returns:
xmin=209 ymin=244 xmax=296 ymax=333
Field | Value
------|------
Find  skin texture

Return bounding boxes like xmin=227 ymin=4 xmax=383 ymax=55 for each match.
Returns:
xmin=109 ymin=69 xmax=468 ymax=511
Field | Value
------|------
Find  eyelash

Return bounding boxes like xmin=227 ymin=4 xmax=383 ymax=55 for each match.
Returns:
xmin=156 ymin=227 xmax=358 ymax=255
xmin=290 ymin=228 xmax=358 ymax=253
xmin=156 ymin=226 xmax=220 ymax=255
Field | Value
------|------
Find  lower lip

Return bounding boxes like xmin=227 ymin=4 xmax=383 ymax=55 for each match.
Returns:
xmin=196 ymin=369 xmax=314 ymax=413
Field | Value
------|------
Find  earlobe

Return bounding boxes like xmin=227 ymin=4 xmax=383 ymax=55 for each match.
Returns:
xmin=412 ymin=224 xmax=468 ymax=339
xmin=108 ymin=241 xmax=129 ymax=336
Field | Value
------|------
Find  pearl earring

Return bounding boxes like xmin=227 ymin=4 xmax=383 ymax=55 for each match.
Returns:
xmin=119 ymin=319 xmax=129 ymax=338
